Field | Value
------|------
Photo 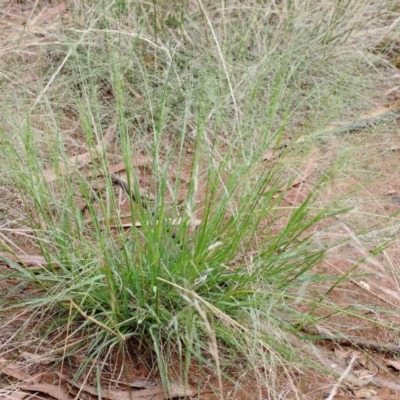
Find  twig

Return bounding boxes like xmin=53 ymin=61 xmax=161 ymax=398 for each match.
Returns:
xmin=110 ymin=174 xmax=150 ymax=209
xmin=326 ymin=355 xmax=356 ymax=400
xmin=310 ymin=108 xmax=400 ymax=139
xmin=298 ymin=325 xmax=400 ymax=354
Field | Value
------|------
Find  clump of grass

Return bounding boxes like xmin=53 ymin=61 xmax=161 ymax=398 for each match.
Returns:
xmin=1 ymin=106 xmax=338 ymax=385
xmin=0 ymin=0 xmax=399 ymax=398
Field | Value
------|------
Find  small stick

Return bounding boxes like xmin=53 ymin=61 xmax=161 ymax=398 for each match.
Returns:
xmin=311 ymin=108 xmax=400 ymax=138
xmin=298 ymin=325 xmax=400 ymax=354
xmin=110 ymin=174 xmax=150 ymax=209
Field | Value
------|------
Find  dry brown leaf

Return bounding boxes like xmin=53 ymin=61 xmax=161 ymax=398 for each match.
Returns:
xmin=108 ymin=159 xmax=149 ymax=174
xmin=343 ymin=372 xmax=373 ymax=388
xmin=0 ymin=389 xmax=30 ymax=399
xmin=0 ymin=359 xmax=35 ymax=383
xmin=365 ymin=360 xmax=379 ymax=375
xmin=18 ymin=384 xmax=73 ymax=400
xmin=353 ymin=388 xmax=377 ymax=398
xmin=354 ymin=370 xmax=376 ymax=381
xmin=335 ymin=348 xmax=352 ymax=360
xmin=384 ymin=358 xmax=400 ymax=370
xmin=288 ymin=162 xmax=316 ymax=188
xmin=0 ymin=253 xmax=54 ymax=269
xmin=266 ymin=160 xmax=316 ymax=195
xmin=262 ymin=149 xmax=277 ymax=161
xmin=43 ymin=113 xmax=118 ymax=182
xmin=350 ymin=352 xmax=379 ymax=379
xmin=0 ymin=254 xmax=46 ymax=266
xmin=60 ymin=374 xmax=196 ymax=400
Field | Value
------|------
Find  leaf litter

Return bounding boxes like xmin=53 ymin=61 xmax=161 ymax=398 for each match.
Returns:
xmin=0 ymin=358 xmax=195 ymax=400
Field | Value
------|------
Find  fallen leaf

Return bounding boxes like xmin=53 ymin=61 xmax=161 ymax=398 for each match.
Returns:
xmin=384 ymin=358 xmax=400 ymax=370
xmin=266 ymin=160 xmax=316 ymax=195
xmin=288 ymin=162 xmax=316 ymax=188
xmin=60 ymin=374 xmax=196 ymax=400
xmin=18 ymin=384 xmax=73 ymax=400
xmin=353 ymin=388 xmax=377 ymax=398
xmin=107 ymin=157 xmax=153 ymax=174
xmin=354 ymin=370 xmax=376 ymax=381
xmin=0 ymin=253 xmax=55 ymax=269
xmin=365 ymin=360 xmax=379 ymax=375
xmin=342 ymin=351 xmax=378 ymax=376
xmin=0 ymin=390 xmax=30 ymax=399
xmin=0 ymin=359 xmax=35 ymax=383
xmin=335 ymin=348 xmax=352 ymax=360
xmin=263 ymin=149 xmax=277 ymax=161
xmin=349 ymin=350 xmax=364 ymax=362
xmin=343 ymin=373 xmax=372 ymax=388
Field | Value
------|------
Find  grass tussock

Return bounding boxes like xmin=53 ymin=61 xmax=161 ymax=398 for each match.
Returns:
xmin=0 ymin=0 xmax=400 ymax=398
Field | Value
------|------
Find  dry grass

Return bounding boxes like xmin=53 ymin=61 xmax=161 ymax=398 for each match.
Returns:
xmin=0 ymin=1 xmax=400 ymax=399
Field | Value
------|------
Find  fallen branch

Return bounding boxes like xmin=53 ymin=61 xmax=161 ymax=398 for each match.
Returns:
xmin=305 ymin=107 xmax=400 ymax=141
xmin=298 ymin=325 xmax=400 ymax=354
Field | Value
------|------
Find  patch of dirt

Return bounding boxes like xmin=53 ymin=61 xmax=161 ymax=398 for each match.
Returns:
xmin=288 ymin=96 xmax=400 ymax=398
